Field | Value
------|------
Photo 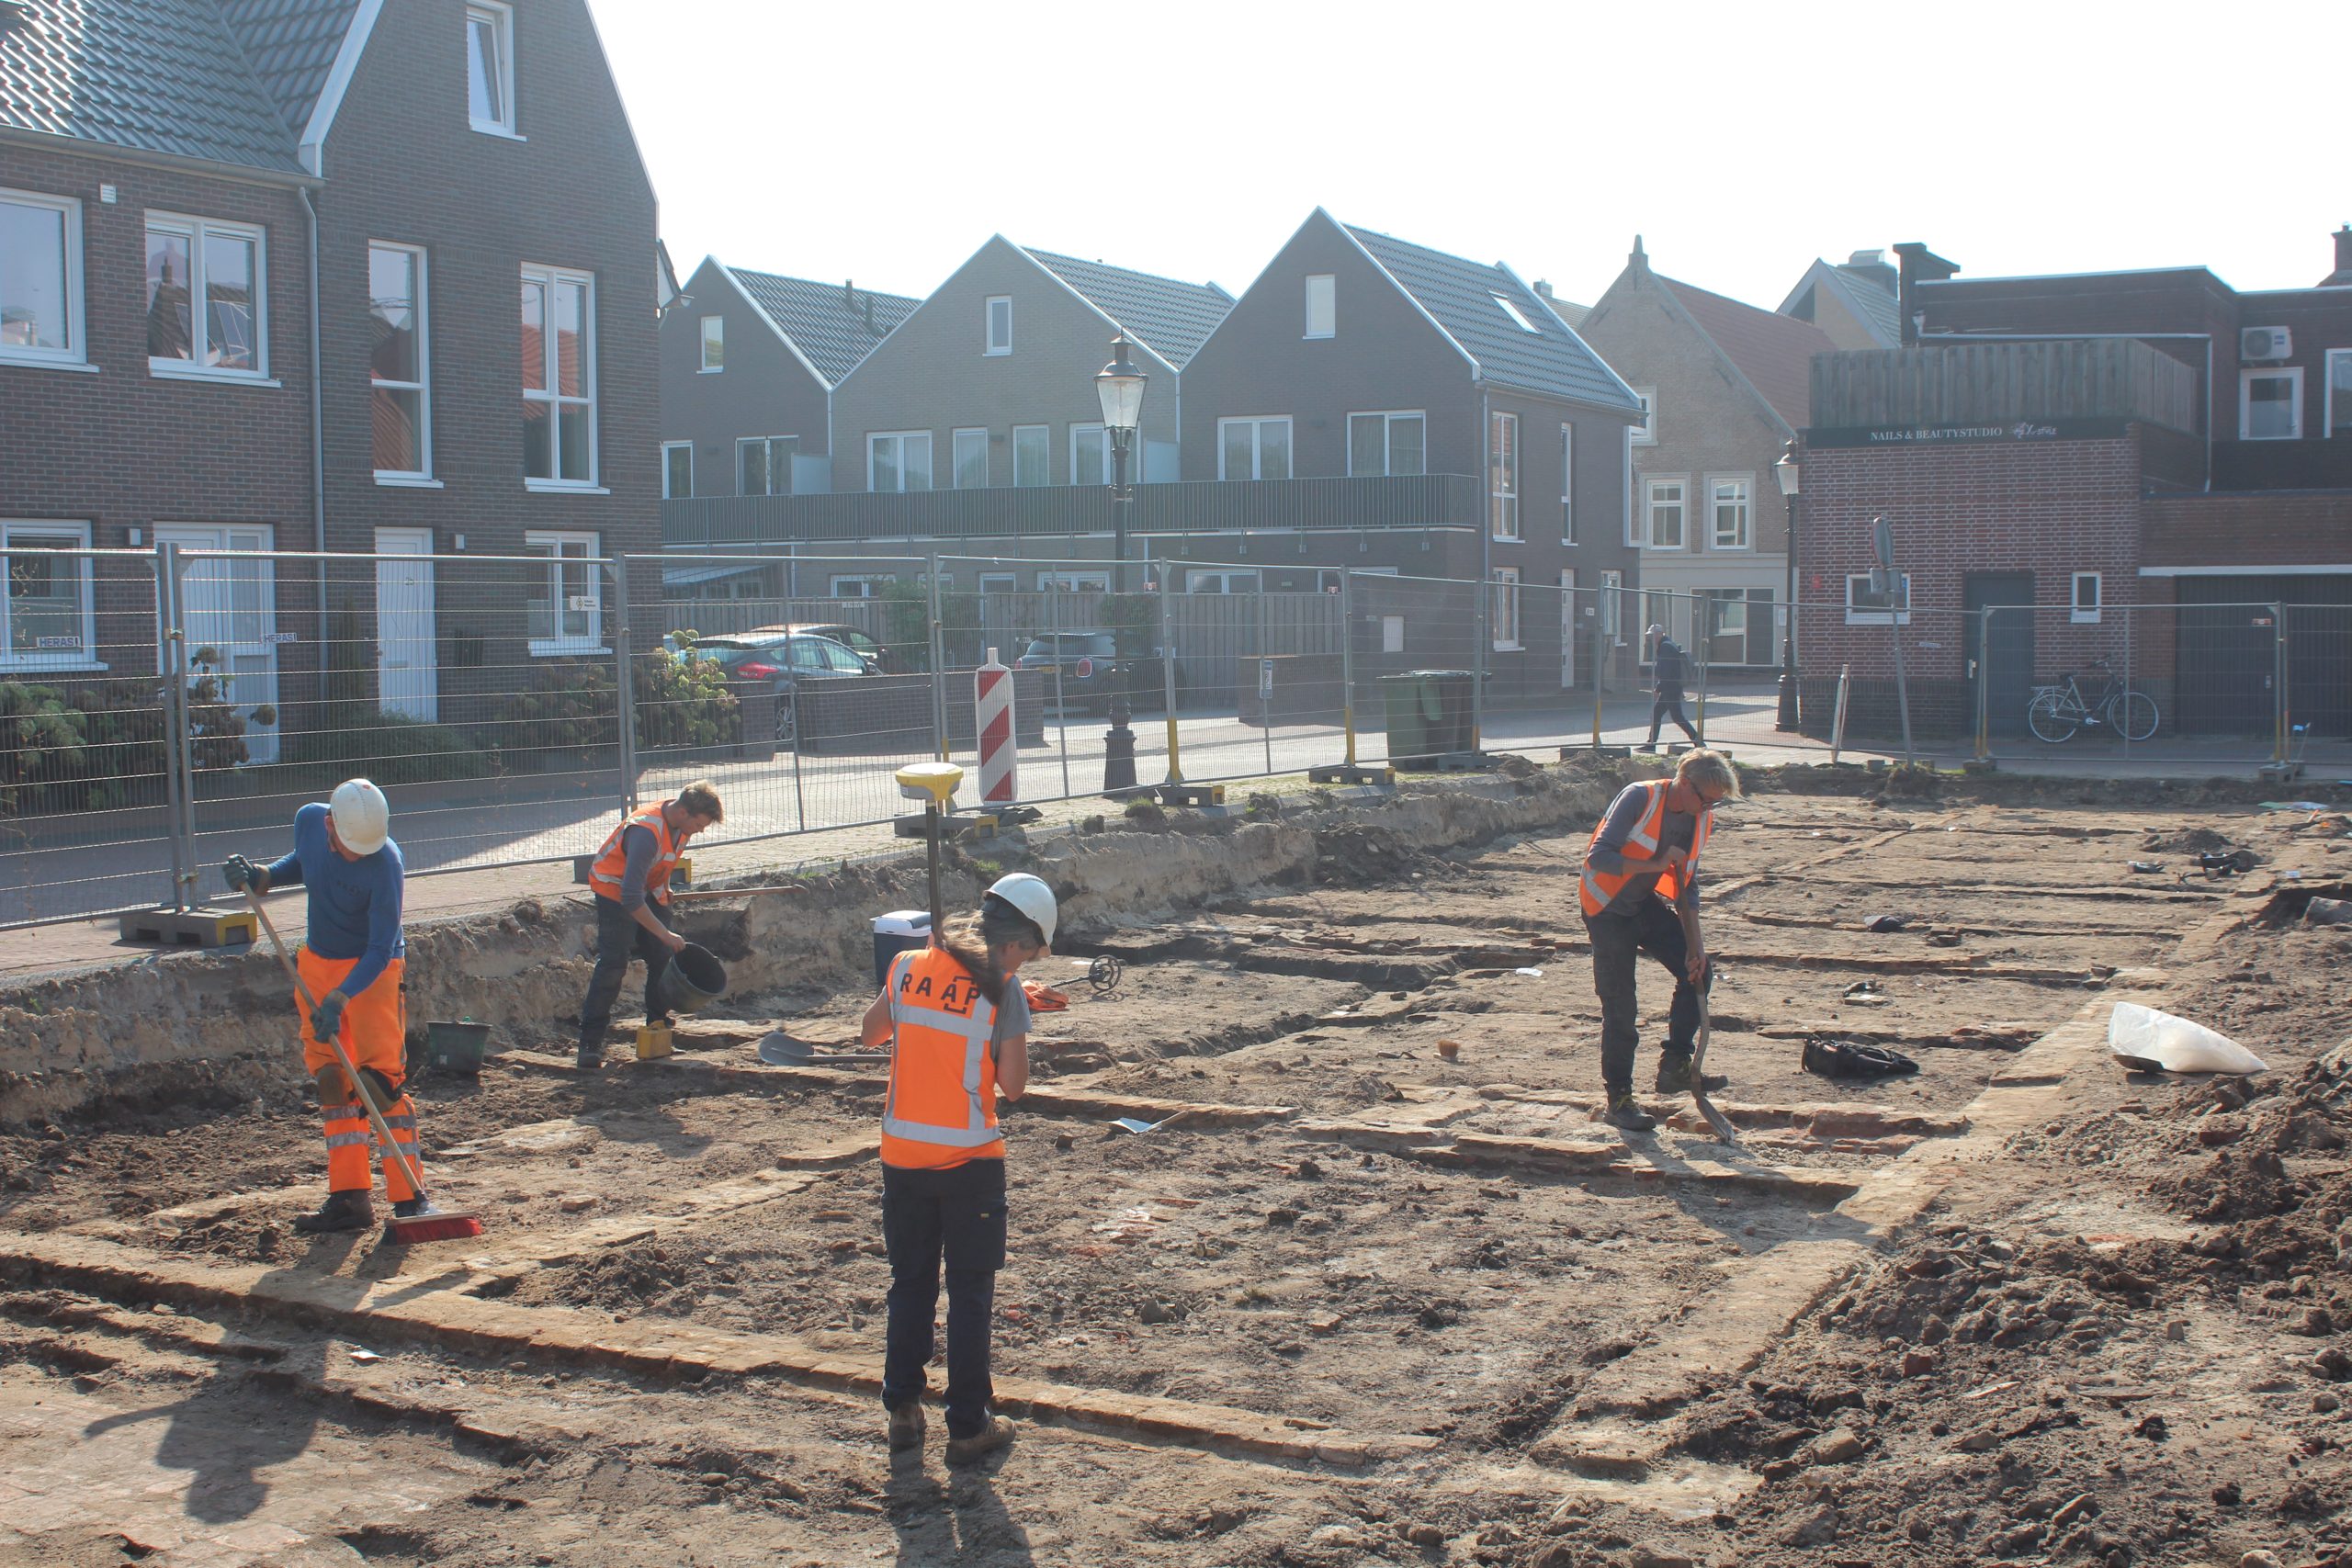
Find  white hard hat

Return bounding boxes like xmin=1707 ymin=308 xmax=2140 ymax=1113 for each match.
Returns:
xmin=1646 ymin=623 xmax=1666 ymax=637
xmin=329 ymin=778 xmax=390 ymax=856
xmin=985 ymin=872 xmax=1057 ymax=950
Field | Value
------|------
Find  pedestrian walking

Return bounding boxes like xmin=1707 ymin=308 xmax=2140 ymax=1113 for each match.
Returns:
xmin=1579 ymin=749 xmax=1740 ymax=1130
xmin=860 ymin=872 xmax=1057 ymax=1466
xmin=1645 ymin=623 xmax=1702 ymax=750
xmin=575 ymin=782 xmax=723 ymax=1068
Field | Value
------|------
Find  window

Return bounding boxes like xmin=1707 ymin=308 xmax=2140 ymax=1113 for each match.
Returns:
xmin=521 ymin=265 xmax=594 ymax=486
xmin=953 ymin=427 xmax=989 ymax=488
xmin=1217 ymin=417 xmax=1290 ymax=480
xmin=1070 ymin=423 xmax=1110 ymax=485
xmin=368 ymin=243 xmax=428 ymax=478
xmin=738 ymin=435 xmax=795 ymax=496
xmin=867 ymin=431 xmax=932 ymax=491
xmin=1491 ymin=293 xmax=1541 ymax=333
xmin=525 ymin=530 xmax=600 ymax=651
xmin=978 ymin=572 xmax=1018 ymax=595
xmin=1709 ymin=476 xmax=1751 ymax=550
xmin=2331 ymin=350 xmax=2352 ymax=438
xmin=0 ymin=522 xmax=96 ymax=668
xmin=1488 ymin=412 xmax=1519 ymax=539
xmin=1186 ymin=570 xmax=1261 ymax=594
xmin=1491 ymin=567 xmax=1521 ymax=649
xmin=2241 ymin=367 xmax=2302 ymax=440
xmin=1039 ymin=570 xmax=1109 ymax=592
xmin=1645 ymin=478 xmax=1685 ymax=548
xmin=1305 ymin=274 xmax=1334 ymax=339
xmin=145 ymin=213 xmax=265 ymax=378
xmin=1645 ymin=592 xmax=1673 ymax=653
xmin=1347 ymin=412 xmax=1425 ymax=476
xmin=1846 ymin=570 xmax=1913 ymax=625
xmin=467 ymin=2 xmax=517 ymax=135
xmin=1560 ymin=425 xmax=1576 ymax=544
xmin=662 ymin=441 xmax=692 ymax=499
xmin=984 ymin=296 xmax=1012 ymax=355
xmin=1630 ymin=387 xmax=1657 ymax=446
xmin=1600 ymin=569 xmax=1623 ymax=640
xmin=698 ymin=315 xmax=723 ymax=372
xmin=0 ymin=188 xmax=84 ymax=367
xmin=1698 ymin=588 xmax=1752 ymax=665
xmin=1012 ymin=423 xmax=1049 ymax=486
xmin=2072 ymin=570 xmax=2103 ymax=624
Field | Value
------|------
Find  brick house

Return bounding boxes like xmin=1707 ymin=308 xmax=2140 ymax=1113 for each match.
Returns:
xmin=1577 ymin=238 xmax=1834 ymax=672
xmin=0 ymin=0 xmax=659 ymax=758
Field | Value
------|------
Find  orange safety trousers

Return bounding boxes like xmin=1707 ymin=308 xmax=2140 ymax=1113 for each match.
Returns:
xmin=296 ymin=948 xmax=417 ymax=1201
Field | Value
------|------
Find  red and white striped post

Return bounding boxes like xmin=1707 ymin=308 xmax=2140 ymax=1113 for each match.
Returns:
xmin=974 ymin=647 xmax=1018 ymax=807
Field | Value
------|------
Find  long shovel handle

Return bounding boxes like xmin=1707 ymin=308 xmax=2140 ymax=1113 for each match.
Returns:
xmin=1690 ymin=976 xmax=1739 ymax=1146
xmin=243 ymin=887 xmax=434 ymax=1204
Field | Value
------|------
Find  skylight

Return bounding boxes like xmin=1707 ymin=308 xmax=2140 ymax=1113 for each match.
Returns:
xmin=1491 ymin=293 xmax=1542 ymax=333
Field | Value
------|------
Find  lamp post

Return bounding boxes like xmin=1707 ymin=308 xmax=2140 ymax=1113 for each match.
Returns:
xmin=1094 ymin=333 xmax=1148 ymax=792
xmin=1773 ymin=438 xmax=1802 ymax=731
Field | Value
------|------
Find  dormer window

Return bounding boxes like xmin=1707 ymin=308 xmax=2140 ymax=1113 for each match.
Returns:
xmin=468 ymin=3 xmax=517 ymax=136
xmin=1491 ymin=292 xmax=1541 ymax=333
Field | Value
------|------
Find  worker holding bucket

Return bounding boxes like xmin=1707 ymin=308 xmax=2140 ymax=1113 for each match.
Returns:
xmin=575 ymin=782 xmax=724 ymax=1068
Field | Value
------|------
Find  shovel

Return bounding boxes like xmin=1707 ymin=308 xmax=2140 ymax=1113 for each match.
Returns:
xmin=1111 ymin=1107 xmax=1197 ymax=1135
xmin=1689 ymin=978 xmax=1739 ymax=1146
xmin=755 ymin=1031 xmax=889 ymax=1067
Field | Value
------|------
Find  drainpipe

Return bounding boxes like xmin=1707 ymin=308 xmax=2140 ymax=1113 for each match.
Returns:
xmin=299 ymin=187 xmax=329 ymax=651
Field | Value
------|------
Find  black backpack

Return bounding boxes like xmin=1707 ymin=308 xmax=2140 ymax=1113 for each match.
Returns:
xmin=1802 ymin=1037 xmax=1920 ymax=1079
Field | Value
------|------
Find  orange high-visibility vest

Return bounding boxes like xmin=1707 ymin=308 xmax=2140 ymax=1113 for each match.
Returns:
xmin=587 ymin=805 xmax=679 ymax=905
xmin=1580 ymin=781 xmax=1712 ymax=918
xmin=879 ymin=946 xmax=1006 ymax=1170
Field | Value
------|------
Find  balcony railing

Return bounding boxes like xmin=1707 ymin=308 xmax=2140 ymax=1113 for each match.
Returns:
xmin=2211 ymin=437 xmax=2352 ymax=493
xmin=662 ymin=473 xmax=1482 ymax=547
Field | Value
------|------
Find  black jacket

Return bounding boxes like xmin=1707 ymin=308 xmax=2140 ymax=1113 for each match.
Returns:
xmin=1652 ymin=637 xmax=1689 ymax=691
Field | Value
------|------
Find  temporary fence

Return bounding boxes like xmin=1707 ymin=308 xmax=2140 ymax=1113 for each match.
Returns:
xmin=1 ymin=542 xmax=2344 ymax=935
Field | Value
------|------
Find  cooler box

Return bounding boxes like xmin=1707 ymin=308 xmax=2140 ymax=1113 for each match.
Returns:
xmin=873 ymin=910 xmax=933 ymax=985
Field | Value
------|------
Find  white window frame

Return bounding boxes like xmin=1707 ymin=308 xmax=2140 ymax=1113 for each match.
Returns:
xmin=1489 ymin=412 xmax=1520 ymax=540
xmin=737 ymin=434 xmax=794 ymax=496
xmin=1217 ymin=416 xmax=1292 ymax=480
xmin=1185 ymin=569 xmax=1261 ymax=594
xmin=1708 ymin=474 xmax=1752 ymax=551
xmin=2240 ymin=367 xmax=2303 ymax=441
xmin=2071 ymin=570 xmax=2103 ymax=625
xmin=144 ymin=211 xmax=269 ymax=383
xmin=1345 ymin=410 xmax=1426 ymax=477
xmin=830 ymin=575 xmax=888 ymax=598
xmin=520 ymin=263 xmax=596 ymax=490
xmin=2329 ymin=349 xmax=2352 ymax=439
xmin=1490 ymin=567 xmax=1522 ymax=649
xmin=1629 ymin=388 xmax=1657 ymax=446
xmin=978 ymin=571 xmax=1018 ymax=594
xmin=984 ymin=296 xmax=1012 ymax=356
xmin=952 ymin=426 xmax=990 ymax=489
xmin=0 ymin=521 xmax=99 ymax=671
xmin=0 ymin=187 xmax=86 ymax=369
xmin=368 ymin=241 xmax=430 ymax=481
xmin=661 ymin=440 xmax=692 ymax=500
xmin=1560 ymin=423 xmax=1576 ymax=545
xmin=1845 ymin=571 xmax=1913 ymax=626
xmin=1305 ymin=274 xmax=1335 ymax=339
xmin=466 ymin=2 xmax=519 ymax=138
xmin=1491 ymin=292 xmax=1541 ymax=334
xmin=1070 ymin=423 xmax=1110 ymax=486
xmin=1645 ymin=476 xmax=1687 ymax=550
xmin=867 ymin=430 xmax=933 ymax=491
xmin=524 ymin=528 xmax=602 ymax=655
xmin=1600 ymin=568 xmax=1624 ymax=642
xmin=1039 ymin=570 xmax=1109 ymax=592
xmin=1012 ymin=423 xmax=1049 ymax=486
xmin=698 ymin=314 xmax=723 ymax=372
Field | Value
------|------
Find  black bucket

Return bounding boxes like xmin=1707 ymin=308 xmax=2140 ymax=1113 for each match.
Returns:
xmin=668 ymin=943 xmax=728 ymax=1013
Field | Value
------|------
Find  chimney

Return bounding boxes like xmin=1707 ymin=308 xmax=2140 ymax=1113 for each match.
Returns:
xmin=2327 ymin=223 xmax=2352 ymax=287
xmin=864 ymin=294 xmax=876 ymax=334
xmin=1893 ymin=242 xmax=1960 ymax=345
xmin=842 ymin=278 xmax=856 ymax=312
xmin=1532 ymin=279 xmax=1554 ymax=299
xmin=1840 ymin=248 xmax=1897 ymax=296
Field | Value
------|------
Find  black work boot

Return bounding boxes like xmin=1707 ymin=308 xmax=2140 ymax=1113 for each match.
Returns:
xmin=888 ymin=1402 xmax=926 ymax=1452
xmin=1599 ymin=1093 xmax=1657 ymax=1132
xmin=1655 ymin=1053 xmax=1729 ymax=1095
xmin=292 ymin=1190 xmax=374 ymax=1234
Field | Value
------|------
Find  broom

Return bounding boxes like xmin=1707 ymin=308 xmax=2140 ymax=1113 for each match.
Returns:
xmin=244 ymin=888 xmax=484 ymax=1244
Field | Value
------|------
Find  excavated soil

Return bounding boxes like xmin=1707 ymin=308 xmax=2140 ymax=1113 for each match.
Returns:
xmin=3 ymin=764 xmax=2350 ymax=1566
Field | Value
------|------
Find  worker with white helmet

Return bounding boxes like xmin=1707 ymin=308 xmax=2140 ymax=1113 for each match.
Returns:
xmin=857 ymin=870 xmax=1057 ymax=1467
xmin=223 ymin=779 xmax=428 ymax=1235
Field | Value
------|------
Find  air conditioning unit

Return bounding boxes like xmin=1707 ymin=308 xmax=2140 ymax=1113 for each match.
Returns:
xmin=2242 ymin=326 xmax=2293 ymax=361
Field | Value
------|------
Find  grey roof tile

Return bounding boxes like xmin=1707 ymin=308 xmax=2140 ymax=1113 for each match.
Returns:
xmin=1826 ymin=261 xmax=1902 ymax=345
xmin=0 ymin=0 xmax=314 ymax=174
xmin=729 ymin=267 xmax=920 ymax=387
xmin=1022 ymin=247 xmax=1232 ymax=370
xmin=214 ymin=0 xmax=360 ymax=137
xmin=1344 ymin=222 xmax=1640 ymax=413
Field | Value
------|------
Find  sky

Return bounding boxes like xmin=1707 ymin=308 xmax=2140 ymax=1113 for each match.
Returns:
xmin=594 ymin=0 xmax=2346 ymax=312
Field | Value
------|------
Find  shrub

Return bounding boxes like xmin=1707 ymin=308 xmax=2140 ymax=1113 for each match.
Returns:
xmin=285 ymin=709 xmax=491 ymax=786
xmin=632 ymin=636 xmax=738 ymax=751
xmin=498 ymin=658 xmax=617 ymax=767
xmin=0 ymin=651 xmax=254 ymax=815
xmin=498 ymin=646 xmax=741 ymax=765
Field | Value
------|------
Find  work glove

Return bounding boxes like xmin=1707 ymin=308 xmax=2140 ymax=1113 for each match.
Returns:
xmin=223 ymin=854 xmax=269 ymax=895
xmin=310 ymin=990 xmax=349 ymax=1044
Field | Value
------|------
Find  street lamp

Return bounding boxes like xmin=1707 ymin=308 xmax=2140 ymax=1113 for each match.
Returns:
xmin=1094 ymin=333 xmax=1148 ymax=792
xmin=1773 ymin=438 xmax=1802 ymax=731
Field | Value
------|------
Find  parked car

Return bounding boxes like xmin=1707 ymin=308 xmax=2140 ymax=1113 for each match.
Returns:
xmin=688 ymin=632 xmax=873 ymax=744
xmin=745 ymin=621 xmax=900 ymax=673
xmin=1015 ymin=631 xmax=1165 ymax=716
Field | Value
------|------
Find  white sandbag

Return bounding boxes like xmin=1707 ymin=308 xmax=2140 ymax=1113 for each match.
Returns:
xmin=2109 ymin=1001 xmax=2267 ymax=1076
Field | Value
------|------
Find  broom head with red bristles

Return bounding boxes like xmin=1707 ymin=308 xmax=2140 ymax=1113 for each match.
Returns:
xmin=381 ymin=1204 xmax=484 ymax=1245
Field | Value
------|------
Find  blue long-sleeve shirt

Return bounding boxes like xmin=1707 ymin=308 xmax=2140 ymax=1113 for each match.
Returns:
xmin=266 ymin=802 xmax=404 ymax=996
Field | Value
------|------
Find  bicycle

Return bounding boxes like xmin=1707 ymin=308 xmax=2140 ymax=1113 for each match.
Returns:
xmin=2026 ymin=656 xmax=2159 ymax=743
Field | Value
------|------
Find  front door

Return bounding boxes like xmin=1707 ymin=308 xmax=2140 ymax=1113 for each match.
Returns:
xmin=155 ymin=524 xmax=281 ymax=765
xmin=374 ymin=527 xmax=437 ymax=721
xmin=1558 ymin=569 xmax=1577 ymax=688
xmin=1963 ymin=571 xmax=2035 ymax=738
